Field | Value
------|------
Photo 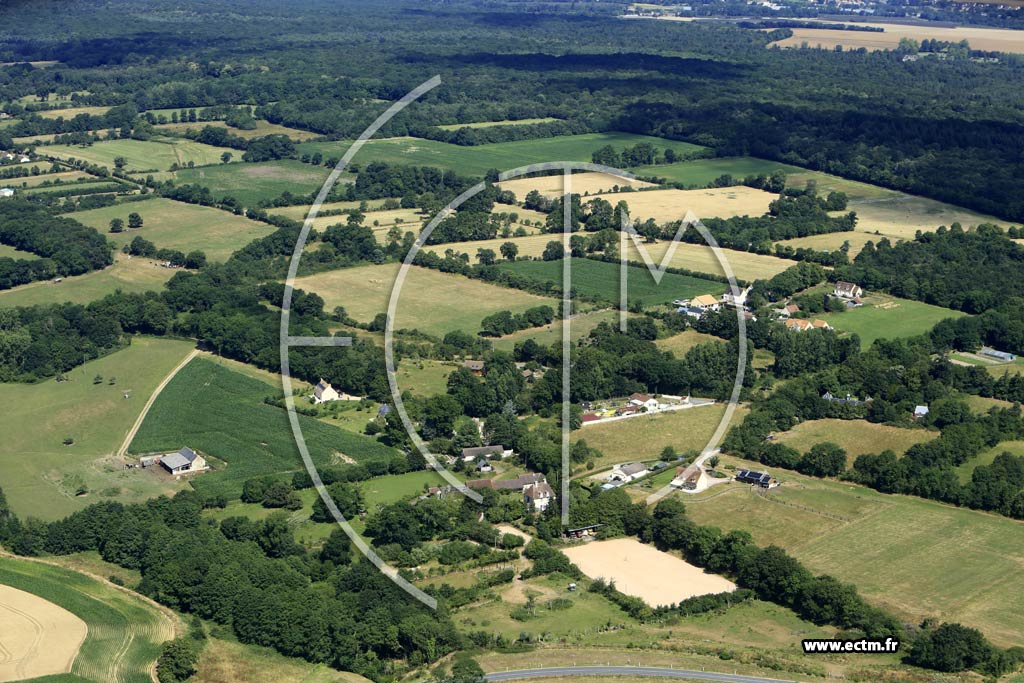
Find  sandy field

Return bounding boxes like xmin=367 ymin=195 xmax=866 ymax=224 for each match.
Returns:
xmin=593 ymin=187 xmax=776 ymax=223
xmin=562 ymin=538 xmax=736 ymax=607
xmin=772 ymin=24 xmax=1024 ymax=54
xmin=0 ymin=585 xmax=87 ymax=682
xmin=497 ymin=172 xmax=654 ymax=200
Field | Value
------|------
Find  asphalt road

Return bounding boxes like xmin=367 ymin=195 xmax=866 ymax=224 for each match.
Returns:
xmin=485 ymin=666 xmax=802 ymax=683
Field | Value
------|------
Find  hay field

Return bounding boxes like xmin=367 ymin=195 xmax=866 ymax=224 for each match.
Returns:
xmin=290 ymin=263 xmax=559 ymax=337
xmin=69 ymin=197 xmax=274 ymax=261
xmin=0 ymin=584 xmax=87 ymax=682
xmin=0 ymin=337 xmax=194 ymax=519
xmin=771 ymin=23 xmax=1024 ymax=54
xmin=35 ymin=105 xmax=111 ymax=119
xmin=46 ymin=138 xmax=230 ymax=172
xmin=496 ymin=171 xmax=654 ymax=200
xmin=594 ymin=186 xmax=777 ymax=222
xmin=0 ymin=256 xmax=175 ymax=308
xmin=436 ymin=117 xmax=561 ymax=130
xmin=775 ymin=419 xmax=937 ymax=465
xmin=774 ymin=231 xmax=877 ymax=257
xmin=154 ymin=119 xmax=320 ymax=140
xmin=563 ymin=538 xmax=736 ymax=606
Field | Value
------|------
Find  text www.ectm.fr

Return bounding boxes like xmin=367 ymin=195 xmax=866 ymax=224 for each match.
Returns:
xmin=802 ymin=638 xmax=900 ymax=654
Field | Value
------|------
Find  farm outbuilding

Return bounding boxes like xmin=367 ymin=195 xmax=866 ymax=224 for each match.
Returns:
xmin=159 ymin=447 xmax=208 ymax=474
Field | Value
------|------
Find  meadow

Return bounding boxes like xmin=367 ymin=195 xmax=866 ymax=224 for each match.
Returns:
xmin=491 ymin=309 xmax=624 ymax=352
xmin=497 ymin=258 xmax=726 ymax=306
xmin=35 ymin=105 xmax=112 ymax=119
xmin=69 ymin=197 xmax=275 ymax=262
xmin=21 ymin=180 xmax=124 ymax=196
xmin=268 ymin=198 xmax=399 ymax=220
xmin=0 ymin=244 xmax=39 ymax=259
xmin=0 ymin=256 xmax=175 ymax=308
xmin=684 ymin=454 xmax=1024 ymax=647
xmin=631 ymin=156 xmax=803 ymax=187
xmin=290 ymin=262 xmax=560 ymax=337
xmin=955 ymin=440 xmax=1024 ymax=483
xmin=435 ymin=117 xmax=561 ymax=130
xmin=393 ymin=359 xmax=457 ymax=396
xmin=129 ymin=357 xmax=400 ymax=499
xmin=817 ymin=293 xmax=965 ymax=348
xmin=45 ymin=138 xmax=232 ymax=172
xmin=193 ymin=637 xmax=371 ymax=683
xmin=3 ymin=170 xmax=93 ymax=188
xmin=773 ymin=230 xmax=878 ymax=257
xmin=774 ymin=418 xmax=937 ymax=465
xmin=296 ymin=133 xmax=707 ymax=177
xmin=654 ymin=329 xmax=723 ymax=356
xmin=0 ymin=337 xmax=194 ymax=519
xmin=0 ymin=555 xmax=174 ymax=683
xmin=174 ymin=159 xmax=333 ymax=207
xmin=154 ymin=119 xmax=321 ymax=140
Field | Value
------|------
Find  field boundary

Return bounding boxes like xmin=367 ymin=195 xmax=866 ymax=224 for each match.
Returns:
xmin=118 ymin=348 xmax=199 ymax=458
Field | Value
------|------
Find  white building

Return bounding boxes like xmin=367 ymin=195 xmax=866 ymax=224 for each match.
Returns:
xmin=524 ymin=481 xmax=555 ymax=513
xmin=608 ymin=462 xmax=649 ymax=483
xmin=158 ymin=447 xmax=208 ymax=475
xmin=312 ymin=378 xmax=340 ymax=404
xmin=833 ymin=281 xmax=863 ymax=299
xmin=722 ymin=285 xmax=752 ymax=308
xmin=0 ymin=188 xmax=13 ymax=198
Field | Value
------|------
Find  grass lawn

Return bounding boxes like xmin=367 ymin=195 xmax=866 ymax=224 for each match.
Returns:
xmin=360 ymin=470 xmax=448 ymax=510
xmin=46 ymin=138 xmax=232 ymax=172
xmin=491 ymin=309 xmax=624 ymax=353
xmin=193 ymin=636 xmax=370 ymax=683
xmin=774 ymin=418 xmax=937 ymax=466
xmin=632 ymin=156 xmax=803 ymax=187
xmin=0 ymin=556 xmax=175 ymax=683
xmin=296 ymin=133 xmax=707 ymax=177
xmin=685 ymin=453 xmax=1024 ymax=647
xmin=0 ymin=256 xmax=175 ymax=308
xmin=497 ymin=258 xmax=725 ymax=307
xmin=174 ymin=159 xmax=333 ymax=207
xmin=129 ymin=357 xmax=400 ymax=499
xmin=291 ymin=262 xmax=559 ymax=337
xmin=394 ymin=359 xmax=457 ymax=396
xmin=655 ymin=329 xmax=723 ymax=356
xmin=817 ymin=293 xmax=966 ymax=349
xmin=0 ymin=337 xmax=195 ymax=519
xmin=68 ymin=197 xmax=274 ymax=262
xmin=436 ymin=117 xmax=562 ymax=130
xmin=577 ymin=403 xmax=748 ymax=471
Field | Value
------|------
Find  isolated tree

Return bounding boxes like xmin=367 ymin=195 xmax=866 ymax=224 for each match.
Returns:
xmin=500 ymin=241 xmax=519 ymax=261
xmin=220 ymin=151 xmax=232 ymax=164
xmin=109 ymin=217 xmax=124 ymax=233
xmin=113 ymin=156 xmax=126 ymax=170
xmin=476 ymin=248 xmax=496 ymax=265
xmin=127 ymin=212 xmax=143 ymax=229
xmin=541 ymin=240 xmax=564 ymax=261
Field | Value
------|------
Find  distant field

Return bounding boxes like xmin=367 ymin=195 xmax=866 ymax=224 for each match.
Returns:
xmin=632 ymin=156 xmax=803 ymax=187
xmin=491 ymin=309 xmax=624 ymax=352
xmin=193 ymin=637 xmax=371 ymax=683
xmin=291 ymin=262 xmax=559 ymax=337
xmin=297 ymin=133 xmax=707 ymax=177
xmin=436 ymin=117 xmax=561 ymax=130
xmin=495 ymin=171 xmax=654 ymax=200
xmin=288 ymin=206 xmax=424 ymax=235
xmin=774 ymin=231 xmax=877 ymax=257
xmin=130 ymin=357 xmax=400 ymax=499
xmin=0 ymin=256 xmax=174 ymax=308
xmin=269 ymin=198 xmax=399 ymax=219
xmin=497 ymin=257 xmax=726 ymax=306
xmin=0 ymin=336 xmax=194 ymax=520
xmin=154 ymin=119 xmax=320 ymax=140
xmin=842 ymin=194 xmax=1007 ymax=240
xmin=594 ymin=186 xmax=776 ymax=222
xmin=817 ymin=293 xmax=965 ymax=348
xmin=69 ymin=197 xmax=274 ymax=261
xmin=45 ymin=138 xmax=231 ymax=172
xmin=174 ymin=159 xmax=333 ymax=206
xmin=3 ymin=170 xmax=94 ymax=188
xmin=955 ymin=440 xmax=1024 ymax=483
xmin=21 ymin=180 xmax=124 ymax=196
xmin=770 ymin=23 xmax=1024 ymax=54
xmin=35 ymin=105 xmax=111 ymax=119
xmin=686 ymin=453 xmax=1024 ymax=647
xmin=0 ymin=556 xmax=174 ymax=683
xmin=774 ymin=418 xmax=937 ymax=466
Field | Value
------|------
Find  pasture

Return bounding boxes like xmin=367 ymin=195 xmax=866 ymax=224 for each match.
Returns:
xmin=770 ymin=23 xmax=1024 ymax=54
xmin=193 ymin=637 xmax=371 ymax=683
xmin=174 ymin=159 xmax=333 ymax=207
xmin=69 ymin=197 xmax=274 ymax=261
xmin=0 ymin=555 xmax=174 ymax=683
xmin=290 ymin=262 xmax=560 ymax=337
xmin=817 ymin=293 xmax=965 ymax=349
xmin=685 ymin=454 xmax=1024 ymax=647
xmin=631 ymin=156 xmax=803 ymax=187
xmin=129 ymin=357 xmax=400 ymax=499
xmin=955 ymin=440 xmax=1024 ymax=483
xmin=594 ymin=186 xmax=777 ymax=223
xmin=495 ymin=171 xmax=654 ymax=200
xmin=0 ymin=337 xmax=194 ymax=519
xmin=45 ymin=138 xmax=231 ymax=172
xmin=774 ymin=418 xmax=937 ymax=465
xmin=436 ymin=117 xmax=561 ymax=130
xmin=497 ymin=257 xmax=726 ymax=306
xmin=562 ymin=538 xmax=736 ymax=606
xmin=154 ymin=119 xmax=320 ymax=140
xmin=0 ymin=256 xmax=175 ymax=308
xmin=296 ymin=133 xmax=707 ymax=177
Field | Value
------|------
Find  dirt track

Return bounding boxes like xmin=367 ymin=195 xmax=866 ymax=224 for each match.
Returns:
xmin=0 ymin=585 xmax=87 ymax=682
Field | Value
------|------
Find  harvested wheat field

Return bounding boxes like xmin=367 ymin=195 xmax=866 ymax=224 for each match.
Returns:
xmin=0 ymin=585 xmax=87 ymax=682
xmin=772 ymin=23 xmax=1024 ymax=54
xmin=562 ymin=538 xmax=736 ymax=607
xmin=496 ymin=172 xmax=654 ymax=200
xmin=594 ymin=186 xmax=776 ymax=223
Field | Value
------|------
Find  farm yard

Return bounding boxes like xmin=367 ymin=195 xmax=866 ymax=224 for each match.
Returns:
xmin=0 ymin=256 xmax=175 ymax=308
xmin=594 ymin=186 xmax=777 ymax=222
xmin=684 ymin=455 xmax=1024 ymax=647
xmin=495 ymin=171 xmax=654 ymax=200
xmin=173 ymin=159 xmax=334 ymax=207
xmin=69 ymin=197 xmax=275 ymax=261
xmin=774 ymin=419 xmax=937 ymax=466
xmin=44 ymin=138 xmax=231 ymax=172
xmin=817 ymin=293 xmax=966 ymax=348
xmin=0 ymin=555 xmax=174 ymax=683
xmin=290 ymin=262 xmax=560 ymax=337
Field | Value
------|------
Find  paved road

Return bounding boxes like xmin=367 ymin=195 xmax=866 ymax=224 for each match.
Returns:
xmin=486 ymin=666 xmax=801 ymax=683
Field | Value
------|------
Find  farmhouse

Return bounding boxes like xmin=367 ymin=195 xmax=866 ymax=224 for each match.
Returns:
xmin=834 ymin=281 xmax=863 ymax=299
xmin=628 ymin=392 xmax=659 ymax=410
xmin=312 ymin=378 xmax=339 ymax=404
xmin=690 ymin=294 xmax=721 ymax=312
xmin=460 ymin=444 xmax=512 ymax=462
xmin=524 ymin=481 xmax=555 ymax=512
xmin=671 ymin=463 xmax=707 ymax=491
xmin=735 ymin=469 xmax=773 ymax=487
xmin=158 ymin=447 xmax=208 ymax=475
xmin=493 ymin=472 xmax=546 ymax=490
xmin=608 ymin=462 xmax=649 ymax=483
xmin=0 ymin=188 xmax=13 ymax=198
xmin=775 ymin=303 xmax=800 ymax=318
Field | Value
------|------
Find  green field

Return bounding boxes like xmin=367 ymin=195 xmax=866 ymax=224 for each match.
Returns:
xmin=0 ymin=337 xmax=194 ymax=519
xmin=817 ymin=293 xmax=966 ymax=349
xmin=0 ymin=256 xmax=175 ymax=308
xmin=685 ymin=454 xmax=1024 ymax=647
xmin=0 ymin=243 xmax=40 ymax=260
xmin=69 ymin=197 xmax=274 ymax=261
xmin=3 ymin=170 xmax=94 ymax=188
xmin=632 ymin=156 xmax=803 ymax=187
xmin=360 ymin=470 xmax=447 ymax=510
xmin=291 ymin=262 xmax=560 ymax=337
xmin=0 ymin=555 xmax=174 ymax=683
xmin=154 ymin=119 xmax=320 ymax=141
xmin=129 ymin=357 xmax=400 ymax=499
xmin=174 ymin=159 xmax=333 ymax=207
xmin=394 ymin=359 xmax=457 ymax=396
xmin=45 ymin=138 xmax=233 ymax=172
xmin=497 ymin=257 xmax=725 ymax=306
xmin=436 ymin=117 xmax=562 ymax=130
xmin=774 ymin=418 xmax=937 ymax=466
xmin=21 ymin=180 xmax=124 ymax=196
xmin=955 ymin=440 xmax=1024 ymax=483
xmin=296 ymin=133 xmax=707 ymax=177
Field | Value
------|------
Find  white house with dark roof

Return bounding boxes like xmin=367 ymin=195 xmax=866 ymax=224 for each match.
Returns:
xmin=833 ymin=281 xmax=863 ymax=299
xmin=159 ymin=447 xmax=208 ymax=475
xmin=312 ymin=378 xmax=339 ymax=404
xmin=628 ymin=393 xmax=659 ymax=410
xmin=524 ymin=481 xmax=554 ymax=512
xmin=608 ymin=462 xmax=649 ymax=483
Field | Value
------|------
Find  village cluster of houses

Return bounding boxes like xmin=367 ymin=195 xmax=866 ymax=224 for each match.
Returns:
xmin=581 ymin=392 xmax=666 ymax=424
xmin=675 ymin=285 xmax=753 ymax=321
xmin=0 ymin=151 xmax=31 ymax=164
xmin=773 ymin=281 xmax=864 ymax=332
